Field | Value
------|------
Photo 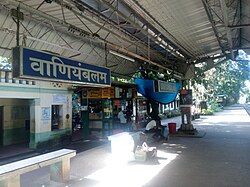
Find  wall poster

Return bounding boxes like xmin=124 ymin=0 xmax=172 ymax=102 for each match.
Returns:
xmin=41 ymin=107 xmax=51 ymax=120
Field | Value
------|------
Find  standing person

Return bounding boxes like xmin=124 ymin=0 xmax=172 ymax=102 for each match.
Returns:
xmin=125 ymin=106 xmax=133 ymax=131
xmin=118 ymin=108 xmax=127 ymax=129
xmin=125 ymin=107 xmax=133 ymax=122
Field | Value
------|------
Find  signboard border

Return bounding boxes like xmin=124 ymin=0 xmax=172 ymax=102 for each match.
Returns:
xmin=12 ymin=46 xmax=111 ymax=86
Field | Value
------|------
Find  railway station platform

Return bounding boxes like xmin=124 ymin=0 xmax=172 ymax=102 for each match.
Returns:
xmin=1 ymin=104 xmax=250 ymax=187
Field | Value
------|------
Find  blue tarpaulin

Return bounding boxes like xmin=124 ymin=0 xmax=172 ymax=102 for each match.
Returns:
xmin=134 ymin=78 xmax=180 ymax=104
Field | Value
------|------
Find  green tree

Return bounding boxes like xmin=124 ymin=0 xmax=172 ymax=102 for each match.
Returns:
xmin=192 ymin=51 xmax=249 ymax=105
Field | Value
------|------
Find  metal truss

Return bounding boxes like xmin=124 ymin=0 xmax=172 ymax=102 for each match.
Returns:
xmin=202 ymin=0 xmax=241 ymax=60
xmin=122 ymin=0 xmax=194 ymax=58
xmin=4 ymin=0 xmax=186 ymax=76
xmin=67 ymin=0 xmax=186 ymax=68
xmin=95 ymin=0 xmax=187 ymax=60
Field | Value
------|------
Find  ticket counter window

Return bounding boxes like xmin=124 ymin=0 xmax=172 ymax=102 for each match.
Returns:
xmin=51 ymin=105 xmax=63 ymax=130
xmin=88 ymin=100 xmax=103 ymax=120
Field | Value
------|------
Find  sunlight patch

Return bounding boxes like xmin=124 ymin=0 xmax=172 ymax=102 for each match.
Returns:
xmin=85 ymin=150 xmax=178 ymax=187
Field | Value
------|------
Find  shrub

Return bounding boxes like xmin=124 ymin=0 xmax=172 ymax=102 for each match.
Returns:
xmin=206 ymin=100 xmax=223 ymax=113
xmin=201 ymin=108 xmax=214 ymax=115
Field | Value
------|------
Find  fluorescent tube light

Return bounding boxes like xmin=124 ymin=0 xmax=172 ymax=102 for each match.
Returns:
xmin=26 ymin=36 xmax=80 ymax=54
xmin=109 ymin=50 xmax=135 ymax=62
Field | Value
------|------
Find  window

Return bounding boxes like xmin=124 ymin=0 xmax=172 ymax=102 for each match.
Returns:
xmin=51 ymin=105 xmax=63 ymax=130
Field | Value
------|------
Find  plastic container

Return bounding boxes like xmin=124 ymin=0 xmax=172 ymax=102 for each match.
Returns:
xmin=168 ymin=123 xmax=176 ymax=134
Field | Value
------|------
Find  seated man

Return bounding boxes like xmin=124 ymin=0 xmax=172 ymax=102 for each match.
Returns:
xmin=145 ymin=119 xmax=157 ymax=131
xmin=145 ymin=119 xmax=166 ymax=141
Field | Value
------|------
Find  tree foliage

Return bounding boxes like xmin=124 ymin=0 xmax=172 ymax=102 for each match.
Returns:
xmin=0 ymin=56 xmax=11 ymax=71
xmin=192 ymin=51 xmax=249 ymax=105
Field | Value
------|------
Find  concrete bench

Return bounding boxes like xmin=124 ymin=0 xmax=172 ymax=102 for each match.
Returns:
xmin=0 ymin=149 xmax=76 ymax=187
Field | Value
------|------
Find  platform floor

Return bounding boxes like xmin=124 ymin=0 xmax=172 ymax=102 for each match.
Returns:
xmin=1 ymin=104 xmax=250 ymax=187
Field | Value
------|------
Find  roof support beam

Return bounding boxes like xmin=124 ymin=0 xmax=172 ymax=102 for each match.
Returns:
xmin=229 ymin=24 xmax=250 ymax=29
xmin=106 ymin=41 xmax=184 ymax=79
xmin=97 ymin=0 xmax=186 ymax=60
xmin=122 ymin=0 xmax=194 ymax=58
xmin=64 ymin=0 xmax=178 ymax=66
xmin=202 ymin=57 xmax=228 ymax=73
xmin=202 ymin=0 xmax=227 ymax=55
xmin=196 ymin=57 xmax=228 ymax=77
xmin=2 ymin=0 xmax=186 ymax=77
xmin=219 ymin=0 xmax=233 ymax=59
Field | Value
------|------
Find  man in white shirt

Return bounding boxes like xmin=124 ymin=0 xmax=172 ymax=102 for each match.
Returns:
xmin=145 ymin=120 xmax=156 ymax=131
xmin=118 ymin=108 xmax=127 ymax=124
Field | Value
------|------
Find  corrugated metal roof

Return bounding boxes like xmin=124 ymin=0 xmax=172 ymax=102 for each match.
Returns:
xmin=133 ymin=0 xmax=221 ymax=58
xmin=240 ymin=0 xmax=250 ymax=54
xmin=0 ymin=0 xmax=247 ymax=80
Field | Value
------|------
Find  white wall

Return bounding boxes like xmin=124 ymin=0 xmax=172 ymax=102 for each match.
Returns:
xmin=0 ymin=73 xmax=73 ymax=147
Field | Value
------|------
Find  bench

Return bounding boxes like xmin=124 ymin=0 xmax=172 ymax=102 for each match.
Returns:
xmin=0 ymin=149 xmax=76 ymax=187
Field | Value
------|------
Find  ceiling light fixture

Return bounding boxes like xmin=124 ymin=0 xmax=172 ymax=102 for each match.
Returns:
xmin=26 ymin=36 xmax=81 ymax=54
xmin=109 ymin=50 xmax=135 ymax=62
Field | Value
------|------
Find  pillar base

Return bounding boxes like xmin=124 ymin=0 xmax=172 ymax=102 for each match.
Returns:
xmin=177 ymin=124 xmax=197 ymax=135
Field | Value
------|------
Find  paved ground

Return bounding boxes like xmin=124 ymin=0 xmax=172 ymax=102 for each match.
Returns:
xmin=16 ymin=104 xmax=250 ymax=187
xmin=244 ymin=103 xmax=250 ymax=115
xmin=0 ymin=105 xmax=250 ymax=187
xmin=144 ymin=105 xmax=250 ymax=187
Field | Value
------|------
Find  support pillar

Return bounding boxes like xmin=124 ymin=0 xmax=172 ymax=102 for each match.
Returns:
xmin=29 ymin=99 xmax=40 ymax=149
xmin=0 ymin=175 xmax=20 ymax=187
xmin=178 ymin=89 xmax=197 ymax=134
xmin=180 ymin=106 xmax=194 ymax=131
xmin=50 ymin=158 xmax=71 ymax=182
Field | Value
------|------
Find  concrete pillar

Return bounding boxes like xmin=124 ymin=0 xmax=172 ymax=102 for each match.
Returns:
xmin=5 ymin=72 xmax=12 ymax=83
xmin=180 ymin=106 xmax=194 ymax=131
xmin=0 ymin=71 xmax=5 ymax=82
xmin=50 ymin=158 xmax=71 ymax=182
xmin=0 ymin=175 xmax=20 ymax=187
xmin=29 ymin=99 xmax=40 ymax=149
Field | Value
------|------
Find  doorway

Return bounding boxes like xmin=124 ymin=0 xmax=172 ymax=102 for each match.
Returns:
xmin=51 ymin=105 xmax=63 ymax=130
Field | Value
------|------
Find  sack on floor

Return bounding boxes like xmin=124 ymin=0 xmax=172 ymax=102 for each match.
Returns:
xmin=134 ymin=143 xmax=147 ymax=162
xmin=134 ymin=142 xmax=157 ymax=161
xmin=146 ymin=146 xmax=157 ymax=158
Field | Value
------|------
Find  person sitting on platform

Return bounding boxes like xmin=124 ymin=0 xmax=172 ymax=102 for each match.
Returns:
xmin=145 ymin=119 xmax=166 ymax=141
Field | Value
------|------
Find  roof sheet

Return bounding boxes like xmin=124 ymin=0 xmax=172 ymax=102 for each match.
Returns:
xmin=0 ymin=0 xmax=247 ymax=80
